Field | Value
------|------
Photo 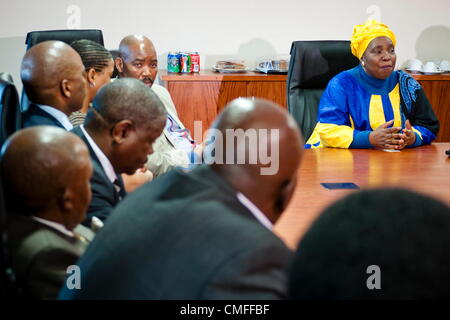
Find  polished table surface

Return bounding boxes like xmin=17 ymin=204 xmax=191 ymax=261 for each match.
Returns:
xmin=274 ymin=143 xmax=450 ymax=249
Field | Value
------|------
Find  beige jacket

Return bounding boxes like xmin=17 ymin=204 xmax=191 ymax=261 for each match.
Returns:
xmin=146 ymin=84 xmax=192 ymax=177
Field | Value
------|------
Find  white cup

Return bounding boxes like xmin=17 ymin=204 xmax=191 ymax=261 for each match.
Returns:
xmin=406 ymin=58 xmax=423 ymax=72
xmin=423 ymin=61 xmax=438 ymax=73
xmin=440 ymin=60 xmax=450 ymax=72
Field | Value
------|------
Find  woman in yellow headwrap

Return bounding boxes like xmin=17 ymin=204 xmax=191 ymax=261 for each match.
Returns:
xmin=305 ymin=20 xmax=439 ymax=149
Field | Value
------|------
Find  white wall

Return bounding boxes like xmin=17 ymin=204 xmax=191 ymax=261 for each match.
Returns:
xmin=1 ymin=0 xmax=449 ymax=93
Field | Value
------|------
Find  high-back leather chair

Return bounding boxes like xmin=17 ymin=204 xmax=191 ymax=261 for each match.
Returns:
xmin=109 ymin=49 xmax=119 ymax=79
xmin=0 ymin=151 xmax=22 ymax=300
xmin=25 ymin=29 xmax=104 ymax=50
xmin=287 ymin=41 xmax=359 ymax=142
xmin=21 ymin=29 xmax=104 ymax=112
xmin=0 ymin=76 xmax=21 ymax=147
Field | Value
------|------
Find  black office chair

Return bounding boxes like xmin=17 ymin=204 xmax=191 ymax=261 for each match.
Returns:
xmin=0 ymin=76 xmax=21 ymax=147
xmin=25 ymin=29 xmax=104 ymax=50
xmin=110 ymin=49 xmax=119 ymax=79
xmin=287 ymin=41 xmax=359 ymax=142
xmin=0 ymin=150 xmax=22 ymax=300
xmin=21 ymin=29 xmax=104 ymax=112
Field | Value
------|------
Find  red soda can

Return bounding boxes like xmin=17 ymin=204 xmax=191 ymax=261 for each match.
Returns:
xmin=190 ymin=52 xmax=200 ymax=73
xmin=180 ymin=52 xmax=191 ymax=73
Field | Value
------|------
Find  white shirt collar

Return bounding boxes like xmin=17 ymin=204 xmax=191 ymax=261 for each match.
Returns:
xmin=36 ymin=104 xmax=73 ymax=130
xmin=236 ymin=192 xmax=273 ymax=230
xmin=32 ymin=216 xmax=74 ymax=238
xmin=80 ymin=125 xmax=118 ymax=184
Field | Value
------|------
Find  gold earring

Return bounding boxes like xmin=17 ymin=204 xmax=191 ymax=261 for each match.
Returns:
xmin=361 ymin=60 xmax=365 ymax=66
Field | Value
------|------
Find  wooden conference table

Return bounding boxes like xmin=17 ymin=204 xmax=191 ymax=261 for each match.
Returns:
xmin=274 ymin=143 xmax=450 ymax=249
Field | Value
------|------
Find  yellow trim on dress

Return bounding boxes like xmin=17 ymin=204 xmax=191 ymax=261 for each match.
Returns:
xmin=368 ymin=95 xmax=385 ymax=130
xmin=389 ymin=84 xmax=402 ymax=127
xmin=369 ymin=84 xmax=401 ymax=130
xmin=316 ymin=123 xmax=354 ymax=148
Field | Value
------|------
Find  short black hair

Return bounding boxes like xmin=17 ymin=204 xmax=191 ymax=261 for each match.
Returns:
xmin=86 ymin=78 xmax=166 ymax=131
xmin=288 ymin=188 xmax=450 ymax=299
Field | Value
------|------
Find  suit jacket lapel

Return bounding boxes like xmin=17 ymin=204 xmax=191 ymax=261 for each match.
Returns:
xmin=71 ymin=126 xmax=119 ymax=198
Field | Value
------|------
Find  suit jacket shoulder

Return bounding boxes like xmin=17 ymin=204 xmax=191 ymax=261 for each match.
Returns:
xmin=7 ymin=215 xmax=87 ymax=299
xmin=151 ymin=84 xmax=180 ymax=122
xmin=22 ymin=103 xmax=65 ymax=129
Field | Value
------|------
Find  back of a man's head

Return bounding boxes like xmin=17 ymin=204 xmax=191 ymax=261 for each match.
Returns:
xmin=21 ymin=40 xmax=87 ymax=114
xmin=84 ymin=78 xmax=166 ymax=175
xmin=86 ymin=78 xmax=166 ymax=131
xmin=288 ymin=188 xmax=450 ymax=299
xmin=206 ymin=98 xmax=303 ymax=223
xmin=0 ymin=126 xmax=92 ymax=229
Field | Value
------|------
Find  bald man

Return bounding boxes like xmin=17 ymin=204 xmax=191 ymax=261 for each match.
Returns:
xmin=21 ymin=40 xmax=87 ymax=130
xmin=59 ymin=98 xmax=303 ymax=299
xmin=71 ymin=78 xmax=166 ymax=227
xmin=1 ymin=126 xmax=93 ymax=299
xmin=115 ymin=35 xmax=202 ymax=178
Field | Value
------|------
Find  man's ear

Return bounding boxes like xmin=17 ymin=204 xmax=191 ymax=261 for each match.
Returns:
xmin=60 ymin=79 xmax=72 ymax=98
xmin=275 ymin=176 xmax=298 ymax=216
xmin=111 ymin=120 xmax=134 ymax=144
xmin=57 ymin=187 xmax=80 ymax=231
xmin=115 ymin=57 xmax=124 ymax=73
xmin=57 ymin=187 xmax=74 ymax=213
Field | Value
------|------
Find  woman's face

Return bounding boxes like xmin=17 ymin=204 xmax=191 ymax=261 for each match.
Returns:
xmin=89 ymin=59 xmax=114 ymax=100
xmin=361 ymin=36 xmax=396 ymax=79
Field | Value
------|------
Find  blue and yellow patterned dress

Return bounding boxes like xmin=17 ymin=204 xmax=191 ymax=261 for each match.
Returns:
xmin=305 ymin=65 xmax=439 ymax=148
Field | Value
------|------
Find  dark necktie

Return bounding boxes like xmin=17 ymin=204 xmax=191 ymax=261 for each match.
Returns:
xmin=113 ymin=179 xmax=123 ymax=200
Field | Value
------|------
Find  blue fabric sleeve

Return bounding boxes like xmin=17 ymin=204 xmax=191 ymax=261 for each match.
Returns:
xmin=350 ymin=131 xmax=373 ymax=148
xmin=407 ymin=132 xmax=422 ymax=148
xmin=416 ymin=125 xmax=436 ymax=146
xmin=318 ymin=76 xmax=352 ymax=126
xmin=408 ymin=125 xmax=436 ymax=147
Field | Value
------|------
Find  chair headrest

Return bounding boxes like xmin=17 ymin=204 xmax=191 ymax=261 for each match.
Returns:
xmin=25 ymin=29 xmax=104 ymax=49
xmin=288 ymin=40 xmax=359 ymax=89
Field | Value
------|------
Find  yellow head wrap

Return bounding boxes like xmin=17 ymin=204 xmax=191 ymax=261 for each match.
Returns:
xmin=350 ymin=19 xmax=396 ymax=59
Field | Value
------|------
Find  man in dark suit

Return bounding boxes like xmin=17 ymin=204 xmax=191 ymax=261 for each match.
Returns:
xmin=71 ymin=78 xmax=166 ymax=227
xmin=59 ymin=98 xmax=304 ymax=299
xmin=1 ymin=126 xmax=93 ymax=299
xmin=21 ymin=41 xmax=87 ymax=130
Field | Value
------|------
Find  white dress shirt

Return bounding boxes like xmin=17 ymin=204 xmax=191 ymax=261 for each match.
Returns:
xmin=36 ymin=104 xmax=73 ymax=130
xmin=32 ymin=216 xmax=74 ymax=238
